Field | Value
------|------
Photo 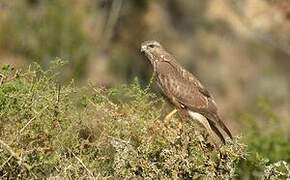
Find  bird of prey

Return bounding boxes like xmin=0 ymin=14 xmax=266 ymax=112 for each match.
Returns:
xmin=141 ymin=40 xmax=233 ymax=144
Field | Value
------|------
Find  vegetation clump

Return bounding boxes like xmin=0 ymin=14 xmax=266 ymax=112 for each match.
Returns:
xmin=0 ymin=60 xmax=289 ymax=179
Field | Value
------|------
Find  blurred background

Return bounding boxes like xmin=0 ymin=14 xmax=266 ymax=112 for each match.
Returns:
xmin=0 ymin=0 xmax=290 ymax=165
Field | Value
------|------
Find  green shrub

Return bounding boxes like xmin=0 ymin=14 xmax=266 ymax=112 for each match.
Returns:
xmin=236 ymin=98 xmax=290 ymax=179
xmin=0 ymin=60 xmax=289 ymax=179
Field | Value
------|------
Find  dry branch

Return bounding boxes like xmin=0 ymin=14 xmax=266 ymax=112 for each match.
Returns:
xmin=0 ymin=139 xmax=32 ymax=171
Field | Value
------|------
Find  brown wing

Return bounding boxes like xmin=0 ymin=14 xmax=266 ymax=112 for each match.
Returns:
xmin=159 ymin=54 xmax=212 ymax=97
xmin=156 ymin=60 xmax=233 ymax=139
xmin=156 ymin=60 xmax=216 ymax=113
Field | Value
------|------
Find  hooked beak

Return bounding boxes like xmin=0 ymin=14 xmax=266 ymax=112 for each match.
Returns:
xmin=140 ymin=45 xmax=147 ymax=53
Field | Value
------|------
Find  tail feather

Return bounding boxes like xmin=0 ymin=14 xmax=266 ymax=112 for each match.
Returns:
xmin=188 ymin=110 xmax=233 ymax=145
xmin=188 ymin=110 xmax=224 ymax=145
xmin=208 ymin=120 xmax=225 ymax=144
xmin=215 ymin=115 xmax=233 ymax=139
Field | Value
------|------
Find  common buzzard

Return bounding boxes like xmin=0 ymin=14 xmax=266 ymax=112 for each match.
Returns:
xmin=141 ymin=40 xmax=233 ymax=145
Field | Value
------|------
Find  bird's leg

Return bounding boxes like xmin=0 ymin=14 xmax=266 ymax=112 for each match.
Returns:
xmin=164 ymin=109 xmax=178 ymax=122
xmin=163 ymin=109 xmax=183 ymax=134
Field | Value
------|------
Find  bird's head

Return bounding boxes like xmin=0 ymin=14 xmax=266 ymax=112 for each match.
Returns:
xmin=141 ymin=40 xmax=164 ymax=65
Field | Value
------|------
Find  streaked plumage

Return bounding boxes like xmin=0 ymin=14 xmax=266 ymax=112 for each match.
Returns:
xmin=141 ymin=40 xmax=232 ymax=144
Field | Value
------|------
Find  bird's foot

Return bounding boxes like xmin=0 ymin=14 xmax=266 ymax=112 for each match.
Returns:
xmin=164 ymin=109 xmax=178 ymax=122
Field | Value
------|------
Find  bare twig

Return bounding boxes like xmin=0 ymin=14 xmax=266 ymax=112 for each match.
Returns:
xmin=53 ymin=84 xmax=63 ymax=130
xmin=0 ymin=139 xmax=32 ymax=171
xmin=71 ymin=151 xmax=95 ymax=179
xmin=145 ymin=71 xmax=156 ymax=92
xmin=0 ymin=155 xmax=12 ymax=170
xmin=19 ymin=105 xmax=49 ymax=133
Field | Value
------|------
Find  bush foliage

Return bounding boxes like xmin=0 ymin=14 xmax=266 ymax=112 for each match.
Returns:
xmin=0 ymin=60 xmax=289 ymax=179
xmin=236 ymin=98 xmax=290 ymax=179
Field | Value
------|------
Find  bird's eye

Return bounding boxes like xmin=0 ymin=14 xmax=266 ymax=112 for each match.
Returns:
xmin=148 ymin=44 xmax=155 ymax=48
